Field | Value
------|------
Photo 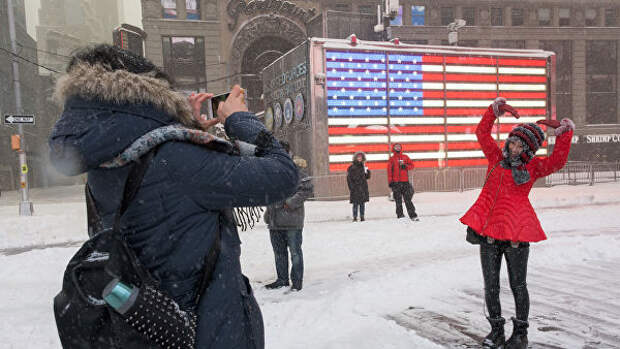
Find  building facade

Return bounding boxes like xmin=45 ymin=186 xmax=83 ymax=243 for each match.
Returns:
xmin=140 ymin=0 xmax=620 ymax=162
xmin=140 ymin=0 xmax=385 ymax=111
xmin=36 ymin=0 xmax=122 ymax=73
xmin=1 ymin=0 xmax=60 ymax=191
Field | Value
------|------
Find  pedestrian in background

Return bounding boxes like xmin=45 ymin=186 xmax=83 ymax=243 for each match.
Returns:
xmin=264 ymin=142 xmax=314 ymax=291
xmin=387 ymin=143 xmax=418 ymax=220
xmin=347 ymin=151 xmax=370 ymax=222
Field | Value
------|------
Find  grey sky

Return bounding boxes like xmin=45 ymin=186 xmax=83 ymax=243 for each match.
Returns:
xmin=24 ymin=0 xmax=143 ymax=40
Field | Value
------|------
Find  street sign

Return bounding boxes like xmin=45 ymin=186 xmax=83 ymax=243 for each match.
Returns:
xmin=4 ymin=114 xmax=35 ymax=125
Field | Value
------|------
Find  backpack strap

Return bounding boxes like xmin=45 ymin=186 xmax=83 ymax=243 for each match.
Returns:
xmin=113 ymin=149 xmax=157 ymax=233
xmin=85 ymin=184 xmax=104 ymax=237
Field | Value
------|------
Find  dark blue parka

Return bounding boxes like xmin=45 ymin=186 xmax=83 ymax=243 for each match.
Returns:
xmin=49 ymin=63 xmax=298 ymax=348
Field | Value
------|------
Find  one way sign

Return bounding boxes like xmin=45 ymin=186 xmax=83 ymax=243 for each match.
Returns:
xmin=4 ymin=115 xmax=35 ymax=125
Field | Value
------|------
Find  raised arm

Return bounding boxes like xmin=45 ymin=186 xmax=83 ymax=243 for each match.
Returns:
xmin=477 ymin=98 xmax=520 ymax=164
xmin=170 ymin=111 xmax=298 ymax=209
xmin=532 ymin=119 xmax=575 ymax=179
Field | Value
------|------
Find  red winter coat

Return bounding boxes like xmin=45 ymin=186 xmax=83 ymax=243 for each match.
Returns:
xmin=387 ymin=144 xmax=414 ymax=184
xmin=460 ymin=107 xmax=573 ymax=243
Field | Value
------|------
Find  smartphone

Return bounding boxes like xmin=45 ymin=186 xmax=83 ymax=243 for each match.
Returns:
xmin=207 ymin=89 xmax=245 ymax=119
xmin=207 ymin=91 xmax=231 ymax=119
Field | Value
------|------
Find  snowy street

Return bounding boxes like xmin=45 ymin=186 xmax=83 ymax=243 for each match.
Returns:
xmin=1 ymin=183 xmax=620 ymax=348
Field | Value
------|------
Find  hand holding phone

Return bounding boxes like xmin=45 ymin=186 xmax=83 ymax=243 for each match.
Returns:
xmin=188 ymin=92 xmax=218 ymax=130
xmin=215 ymin=85 xmax=248 ymax=123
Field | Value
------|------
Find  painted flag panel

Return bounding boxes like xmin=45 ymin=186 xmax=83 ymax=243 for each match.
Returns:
xmin=325 ymin=49 xmax=550 ymax=172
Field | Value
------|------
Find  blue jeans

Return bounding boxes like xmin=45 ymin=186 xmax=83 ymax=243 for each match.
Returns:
xmin=352 ymin=203 xmax=365 ymax=218
xmin=269 ymin=229 xmax=303 ymax=284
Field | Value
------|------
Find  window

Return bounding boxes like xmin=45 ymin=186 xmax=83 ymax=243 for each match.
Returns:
xmin=585 ymin=8 xmax=597 ymax=26
xmin=334 ymin=3 xmax=351 ymax=12
xmin=586 ymin=41 xmax=618 ymax=124
xmin=540 ymin=41 xmax=573 ymax=121
xmin=511 ymin=8 xmax=524 ymax=26
xmin=358 ymin=5 xmax=373 ymax=14
xmin=411 ymin=5 xmax=425 ymax=26
xmin=462 ymin=7 xmax=475 ymax=26
xmin=538 ymin=8 xmax=551 ymax=26
xmin=491 ymin=8 xmax=503 ymax=26
xmin=491 ymin=40 xmax=525 ymax=49
xmin=390 ymin=5 xmax=403 ymax=26
xmin=162 ymin=36 xmax=206 ymax=89
xmin=186 ymin=0 xmax=200 ymax=20
xmin=459 ymin=40 xmax=478 ymax=47
xmin=559 ymin=8 xmax=570 ymax=26
xmin=161 ymin=0 xmax=177 ymax=19
xmin=441 ymin=7 xmax=454 ymax=25
xmin=605 ymin=9 xmax=617 ymax=26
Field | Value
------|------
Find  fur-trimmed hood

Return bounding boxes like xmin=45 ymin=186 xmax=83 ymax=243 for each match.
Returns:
xmin=49 ymin=63 xmax=200 ymax=176
xmin=352 ymin=151 xmax=367 ymax=162
xmin=53 ymin=63 xmax=195 ymax=127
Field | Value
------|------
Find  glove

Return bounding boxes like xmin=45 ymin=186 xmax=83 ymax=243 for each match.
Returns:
xmin=491 ymin=97 xmax=520 ymax=119
xmin=388 ymin=182 xmax=394 ymax=188
xmin=554 ymin=118 xmax=575 ymax=136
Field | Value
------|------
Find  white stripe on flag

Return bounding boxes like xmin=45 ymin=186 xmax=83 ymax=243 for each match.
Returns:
xmin=406 ymin=152 xmax=446 ymax=160
xmin=445 ymin=100 xmax=547 ymax=108
xmin=447 ymin=150 xmax=485 ymax=158
xmin=446 ymin=83 xmax=497 ymax=91
xmin=423 ymin=100 xmax=445 ymax=107
xmin=422 ymin=82 xmax=445 ymax=90
xmin=498 ymin=67 xmax=546 ymax=75
xmin=329 ymin=153 xmax=388 ymax=163
xmin=391 ymin=135 xmax=446 ymax=142
xmin=421 ymin=65 xmax=444 ymax=72
xmin=391 ymin=117 xmax=445 ymax=125
xmin=328 ymin=118 xmax=388 ymax=126
xmin=329 ymin=135 xmax=388 ymax=144
xmin=447 ymin=134 xmax=478 ymax=141
xmin=445 ymin=65 xmax=496 ymax=74
xmin=499 ymin=84 xmax=546 ymax=91
xmin=446 ymin=116 xmax=544 ymax=124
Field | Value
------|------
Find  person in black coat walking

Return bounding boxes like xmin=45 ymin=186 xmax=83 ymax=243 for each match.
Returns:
xmin=347 ymin=152 xmax=371 ymax=222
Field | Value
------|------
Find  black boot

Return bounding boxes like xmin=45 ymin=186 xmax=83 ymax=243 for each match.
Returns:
xmin=291 ymin=280 xmax=303 ymax=292
xmin=352 ymin=217 xmax=357 ymax=222
xmin=360 ymin=216 xmax=365 ymax=222
xmin=265 ymin=279 xmax=289 ymax=289
xmin=505 ymin=318 xmax=528 ymax=349
xmin=482 ymin=317 xmax=506 ymax=348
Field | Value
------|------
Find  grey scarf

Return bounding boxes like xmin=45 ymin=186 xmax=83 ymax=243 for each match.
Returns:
xmin=500 ymin=138 xmax=533 ymax=185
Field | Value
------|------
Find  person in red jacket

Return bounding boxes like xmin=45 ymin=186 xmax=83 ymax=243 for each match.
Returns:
xmin=461 ymin=98 xmax=574 ymax=349
xmin=387 ymin=143 xmax=418 ymax=220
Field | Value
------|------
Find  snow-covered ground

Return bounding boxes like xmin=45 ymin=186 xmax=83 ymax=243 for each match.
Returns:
xmin=1 ymin=183 xmax=620 ymax=348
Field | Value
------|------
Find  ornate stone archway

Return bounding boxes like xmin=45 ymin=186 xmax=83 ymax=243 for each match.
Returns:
xmin=228 ymin=15 xmax=307 ymax=111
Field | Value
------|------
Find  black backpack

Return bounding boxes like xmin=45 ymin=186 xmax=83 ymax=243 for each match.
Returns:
xmin=53 ymin=150 xmax=221 ymax=348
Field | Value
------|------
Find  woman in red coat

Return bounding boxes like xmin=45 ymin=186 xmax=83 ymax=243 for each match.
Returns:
xmin=460 ymin=98 xmax=574 ymax=349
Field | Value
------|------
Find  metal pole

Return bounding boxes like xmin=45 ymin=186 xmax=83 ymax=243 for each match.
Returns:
xmin=7 ymin=0 xmax=33 ymax=216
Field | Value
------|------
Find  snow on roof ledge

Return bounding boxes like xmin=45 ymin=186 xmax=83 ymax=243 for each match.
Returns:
xmin=311 ymin=37 xmax=555 ymax=59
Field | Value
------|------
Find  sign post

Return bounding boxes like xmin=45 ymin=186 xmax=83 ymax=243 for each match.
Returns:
xmin=6 ymin=0 xmax=33 ymax=216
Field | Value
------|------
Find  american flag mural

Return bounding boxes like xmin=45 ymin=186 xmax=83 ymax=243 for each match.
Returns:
xmin=325 ymin=50 xmax=550 ymax=172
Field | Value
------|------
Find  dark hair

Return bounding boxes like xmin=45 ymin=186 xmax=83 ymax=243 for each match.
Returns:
xmin=280 ymin=141 xmax=291 ymax=153
xmin=67 ymin=44 xmax=173 ymax=85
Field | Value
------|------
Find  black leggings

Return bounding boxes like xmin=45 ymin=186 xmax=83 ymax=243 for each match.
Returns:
xmin=480 ymin=240 xmax=530 ymax=321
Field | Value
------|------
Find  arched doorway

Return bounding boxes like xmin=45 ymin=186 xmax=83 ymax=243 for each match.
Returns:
xmin=241 ymin=36 xmax=295 ymax=111
xmin=229 ymin=15 xmax=307 ymax=112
